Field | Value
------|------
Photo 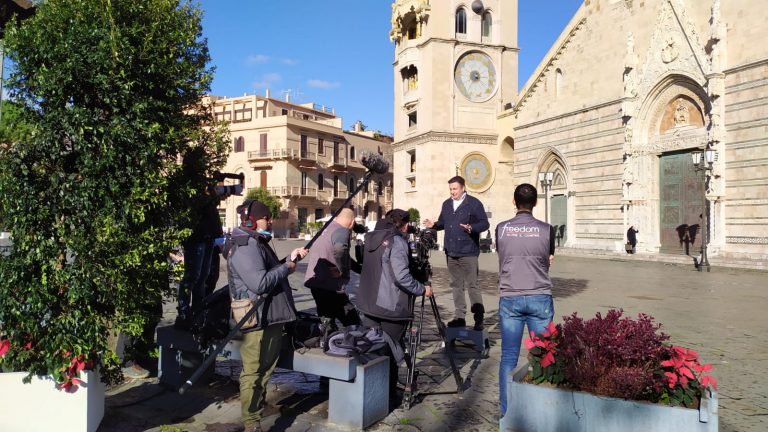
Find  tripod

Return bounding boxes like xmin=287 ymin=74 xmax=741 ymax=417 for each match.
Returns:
xmin=402 ymin=294 xmax=464 ymax=410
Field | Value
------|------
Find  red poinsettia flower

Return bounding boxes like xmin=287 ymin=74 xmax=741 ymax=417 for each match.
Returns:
xmin=700 ymin=375 xmax=717 ymax=390
xmin=541 ymin=351 xmax=556 ymax=368
xmin=0 ymin=339 xmax=10 ymax=357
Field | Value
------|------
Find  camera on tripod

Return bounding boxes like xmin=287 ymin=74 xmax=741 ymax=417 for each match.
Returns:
xmin=407 ymin=226 xmax=437 ymax=284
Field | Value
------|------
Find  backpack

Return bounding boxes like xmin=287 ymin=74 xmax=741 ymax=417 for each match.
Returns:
xmin=324 ymin=325 xmax=388 ymax=363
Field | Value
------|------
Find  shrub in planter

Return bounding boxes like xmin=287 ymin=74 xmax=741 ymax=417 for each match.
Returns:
xmin=525 ymin=309 xmax=716 ymax=408
xmin=0 ymin=0 xmax=228 ymax=389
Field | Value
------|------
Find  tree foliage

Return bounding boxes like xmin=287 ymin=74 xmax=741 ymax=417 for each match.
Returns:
xmin=407 ymin=208 xmax=420 ymax=224
xmin=246 ymin=187 xmax=283 ymax=219
xmin=0 ymin=0 xmax=228 ymax=384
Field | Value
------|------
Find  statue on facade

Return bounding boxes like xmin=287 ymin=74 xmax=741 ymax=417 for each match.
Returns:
xmin=673 ymin=99 xmax=690 ymax=127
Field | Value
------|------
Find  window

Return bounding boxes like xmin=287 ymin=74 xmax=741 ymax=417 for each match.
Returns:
xmin=260 ymin=170 xmax=267 ymax=188
xmin=408 ymin=111 xmax=418 ymax=129
xmin=333 ymin=176 xmax=339 ymax=197
xmin=350 ymin=146 xmax=356 ymax=160
xmin=300 ymin=134 xmax=308 ymax=158
xmin=318 ymin=138 xmax=324 ymax=155
xmin=281 ymin=108 xmax=288 ymax=116
xmin=482 ymin=12 xmax=492 ymax=39
xmin=234 ymin=136 xmax=245 ymax=152
xmin=348 ymin=175 xmax=356 ymax=193
xmin=333 ymin=141 xmax=340 ymax=163
xmin=315 ymin=208 xmax=324 ymax=221
xmin=377 ymin=181 xmax=384 ymax=196
xmin=455 ymin=8 xmax=467 ymax=35
xmin=301 ymin=172 xmax=308 ymax=195
xmin=259 ymin=133 xmax=268 ymax=154
xmin=402 ymin=65 xmax=418 ymax=93
xmin=556 ymin=69 xmax=563 ymax=98
xmin=408 ymin=150 xmax=416 ymax=173
xmin=318 ymin=174 xmax=324 ymax=191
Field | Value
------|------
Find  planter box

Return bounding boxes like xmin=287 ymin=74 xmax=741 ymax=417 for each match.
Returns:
xmin=0 ymin=370 xmax=105 ymax=432
xmin=501 ymin=363 xmax=718 ymax=432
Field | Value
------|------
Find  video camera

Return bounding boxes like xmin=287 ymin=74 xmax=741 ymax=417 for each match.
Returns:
xmin=211 ymin=172 xmax=245 ymax=197
xmin=407 ymin=226 xmax=437 ymax=284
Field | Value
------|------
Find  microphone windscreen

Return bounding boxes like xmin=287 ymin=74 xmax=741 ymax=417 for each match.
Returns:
xmin=360 ymin=151 xmax=390 ymax=174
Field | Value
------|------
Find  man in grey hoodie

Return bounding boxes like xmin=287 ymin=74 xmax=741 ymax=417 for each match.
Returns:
xmin=495 ymin=183 xmax=555 ymax=419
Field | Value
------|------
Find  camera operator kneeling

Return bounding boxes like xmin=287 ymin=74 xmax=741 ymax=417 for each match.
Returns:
xmin=355 ymin=209 xmax=433 ymax=405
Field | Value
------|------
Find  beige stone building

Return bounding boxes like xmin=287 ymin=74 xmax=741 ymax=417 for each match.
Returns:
xmin=209 ymin=93 xmax=393 ymax=237
xmin=392 ymin=0 xmax=768 ymax=261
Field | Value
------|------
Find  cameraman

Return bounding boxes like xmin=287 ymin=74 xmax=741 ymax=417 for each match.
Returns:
xmin=175 ymin=172 xmax=243 ymax=329
xmin=355 ymin=209 xmax=433 ymax=402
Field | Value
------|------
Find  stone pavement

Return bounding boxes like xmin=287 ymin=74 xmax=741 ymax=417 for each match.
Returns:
xmin=100 ymin=240 xmax=768 ymax=432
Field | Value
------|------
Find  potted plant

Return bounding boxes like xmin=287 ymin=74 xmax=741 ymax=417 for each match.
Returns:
xmin=501 ymin=309 xmax=718 ymax=432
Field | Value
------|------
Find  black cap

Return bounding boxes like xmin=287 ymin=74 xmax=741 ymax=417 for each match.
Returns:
xmin=387 ymin=208 xmax=410 ymax=226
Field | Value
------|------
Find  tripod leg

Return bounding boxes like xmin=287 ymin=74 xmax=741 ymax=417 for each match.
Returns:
xmin=429 ymin=296 xmax=464 ymax=392
xmin=403 ymin=296 xmax=425 ymax=410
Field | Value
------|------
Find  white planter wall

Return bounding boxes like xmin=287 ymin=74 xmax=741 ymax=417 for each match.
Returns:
xmin=501 ymin=363 xmax=718 ymax=432
xmin=0 ymin=370 xmax=105 ymax=432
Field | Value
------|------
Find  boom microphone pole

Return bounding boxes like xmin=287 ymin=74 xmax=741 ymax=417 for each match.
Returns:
xmin=300 ymin=150 xmax=389 ymax=253
xmin=179 ymin=151 xmax=389 ymax=395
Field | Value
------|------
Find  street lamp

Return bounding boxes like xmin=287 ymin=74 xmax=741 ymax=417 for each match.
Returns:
xmin=538 ymin=171 xmax=554 ymax=223
xmin=691 ymin=148 xmax=716 ymax=272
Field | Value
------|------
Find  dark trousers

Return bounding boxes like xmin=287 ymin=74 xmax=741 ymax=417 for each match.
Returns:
xmin=178 ymin=239 xmax=215 ymax=313
xmin=310 ymin=288 xmax=361 ymax=327
xmin=361 ymin=314 xmax=407 ymax=396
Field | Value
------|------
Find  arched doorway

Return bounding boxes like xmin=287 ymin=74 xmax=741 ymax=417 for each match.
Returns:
xmin=535 ymin=149 xmax=571 ymax=247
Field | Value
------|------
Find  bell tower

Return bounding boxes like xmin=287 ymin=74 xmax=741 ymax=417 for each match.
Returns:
xmin=390 ymin=0 xmax=518 ymax=223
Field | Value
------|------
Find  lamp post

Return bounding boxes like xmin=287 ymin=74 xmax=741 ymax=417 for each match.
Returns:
xmin=691 ymin=148 xmax=716 ymax=272
xmin=538 ymin=171 xmax=554 ymax=223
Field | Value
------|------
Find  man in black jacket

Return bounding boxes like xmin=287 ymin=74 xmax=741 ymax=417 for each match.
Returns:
xmin=356 ymin=209 xmax=433 ymax=401
xmin=227 ymin=200 xmax=307 ymax=432
xmin=424 ymin=176 xmax=489 ymax=330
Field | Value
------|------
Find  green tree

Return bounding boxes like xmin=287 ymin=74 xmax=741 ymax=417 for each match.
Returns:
xmin=408 ymin=208 xmax=421 ymax=224
xmin=246 ymin=187 xmax=283 ymax=219
xmin=0 ymin=0 xmax=228 ymax=385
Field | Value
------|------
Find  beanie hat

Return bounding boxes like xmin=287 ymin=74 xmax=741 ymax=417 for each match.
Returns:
xmin=239 ymin=200 xmax=271 ymax=228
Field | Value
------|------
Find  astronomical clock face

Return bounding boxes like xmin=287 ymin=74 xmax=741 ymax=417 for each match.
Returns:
xmin=454 ymin=51 xmax=497 ymax=102
xmin=460 ymin=152 xmax=494 ymax=192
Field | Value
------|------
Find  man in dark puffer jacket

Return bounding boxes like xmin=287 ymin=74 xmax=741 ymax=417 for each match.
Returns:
xmin=355 ymin=209 xmax=433 ymax=403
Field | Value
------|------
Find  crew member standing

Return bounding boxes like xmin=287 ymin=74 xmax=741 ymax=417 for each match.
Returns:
xmin=304 ymin=208 xmax=362 ymax=327
xmin=423 ymin=176 xmax=489 ymax=330
xmin=495 ymin=183 xmax=555 ymax=420
xmin=227 ymin=200 xmax=307 ymax=432
xmin=356 ymin=209 xmax=433 ymax=403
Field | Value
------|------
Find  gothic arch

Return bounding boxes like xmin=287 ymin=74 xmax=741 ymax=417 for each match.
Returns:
xmin=500 ymin=136 xmax=514 ymax=162
xmin=532 ymin=147 xmax=572 ymax=190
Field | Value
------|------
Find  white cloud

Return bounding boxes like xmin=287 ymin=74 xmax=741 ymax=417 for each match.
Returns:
xmin=252 ymin=73 xmax=282 ymax=89
xmin=280 ymin=58 xmax=298 ymax=66
xmin=245 ymin=54 xmax=270 ymax=65
xmin=307 ymin=79 xmax=341 ymax=89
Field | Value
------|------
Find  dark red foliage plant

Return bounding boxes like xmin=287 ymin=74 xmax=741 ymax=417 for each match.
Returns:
xmin=558 ymin=309 xmax=669 ymax=399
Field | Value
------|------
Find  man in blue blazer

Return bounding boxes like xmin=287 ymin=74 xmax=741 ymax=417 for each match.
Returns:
xmin=424 ymin=176 xmax=489 ymax=330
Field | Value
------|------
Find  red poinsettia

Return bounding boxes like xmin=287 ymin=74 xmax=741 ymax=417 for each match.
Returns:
xmin=0 ymin=338 xmax=10 ymax=357
xmin=661 ymin=345 xmax=717 ymax=391
xmin=524 ymin=321 xmax=559 ymax=367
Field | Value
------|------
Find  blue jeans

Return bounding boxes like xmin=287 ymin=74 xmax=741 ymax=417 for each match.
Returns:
xmin=177 ymin=239 xmax=215 ymax=314
xmin=498 ymin=294 xmax=554 ymax=417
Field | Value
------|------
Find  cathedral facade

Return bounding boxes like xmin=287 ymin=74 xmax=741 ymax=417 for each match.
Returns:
xmin=392 ymin=0 xmax=768 ymax=261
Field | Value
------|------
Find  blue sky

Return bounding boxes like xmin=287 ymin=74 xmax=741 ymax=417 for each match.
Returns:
xmin=199 ymin=0 xmax=583 ymax=135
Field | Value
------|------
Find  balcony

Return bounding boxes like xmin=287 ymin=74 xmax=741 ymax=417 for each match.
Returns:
xmin=266 ymin=186 xmax=317 ymax=198
xmin=328 ymin=156 xmax=347 ymax=170
xmin=331 ymin=188 xmax=349 ymax=201
xmin=248 ymin=148 xmax=298 ymax=161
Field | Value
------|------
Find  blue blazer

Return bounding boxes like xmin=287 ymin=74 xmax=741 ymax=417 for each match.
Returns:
xmin=433 ymin=194 xmax=489 ymax=257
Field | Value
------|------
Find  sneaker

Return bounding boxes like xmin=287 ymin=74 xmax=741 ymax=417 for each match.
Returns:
xmin=447 ymin=318 xmax=466 ymax=328
xmin=473 ymin=321 xmax=484 ymax=331
xmin=693 ymin=257 xmax=700 ymax=269
xmin=122 ymin=363 xmax=150 ymax=380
